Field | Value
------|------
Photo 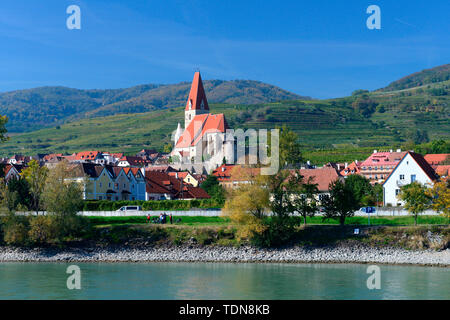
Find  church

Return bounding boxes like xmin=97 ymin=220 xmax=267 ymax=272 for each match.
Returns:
xmin=170 ymin=72 xmax=235 ymax=174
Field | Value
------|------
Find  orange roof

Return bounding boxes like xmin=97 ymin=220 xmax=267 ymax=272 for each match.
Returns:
xmin=435 ymin=165 xmax=450 ymax=176
xmin=292 ymin=167 xmax=341 ymax=192
xmin=175 ymin=113 xmax=228 ymax=148
xmin=168 ymin=171 xmax=190 ymax=179
xmin=212 ymin=164 xmax=260 ymax=182
xmin=340 ymin=161 xmax=360 ymax=176
xmin=185 ymin=72 xmax=209 ymax=111
xmin=75 ymin=151 xmax=101 ymax=161
xmin=424 ymin=154 xmax=449 ymax=165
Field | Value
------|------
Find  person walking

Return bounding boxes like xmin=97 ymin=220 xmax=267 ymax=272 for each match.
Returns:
xmin=147 ymin=214 xmax=151 ymax=224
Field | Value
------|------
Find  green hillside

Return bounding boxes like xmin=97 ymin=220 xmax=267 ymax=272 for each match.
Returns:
xmin=1 ymin=64 xmax=449 ymax=163
xmin=378 ymin=63 xmax=450 ymax=92
xmin=1 ymin=79 xmax=448 ymax=162
xmin=0 ymin=80 xmax=305 ymax=133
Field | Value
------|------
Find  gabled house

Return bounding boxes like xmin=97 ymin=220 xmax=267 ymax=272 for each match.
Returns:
xmin=360 ymin=149 xmax=407 ymax=184
xmin=123 ymin=167 xmax=146 ymax=200
xmin=118 ymin=156 xmax=149 ymax=167
xmin=383 ymin=152 xmax=438 ymax=206
xmin=145 ymin=171 xmax=210 ymax=200
xmin=168 ymin=170 xmax=199 ymax=187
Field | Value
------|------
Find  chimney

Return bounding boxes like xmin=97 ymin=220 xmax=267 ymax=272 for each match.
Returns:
xmin=221 ymin=166 xmax=225 ymax=172
xmin=337 ymin=164 xmax=340 ymax=170
xmin=355 ymin=160 xmax=358 ymax=165
xmin=175 ymin=172 xmax=178 ymax=179
xmin=345 ymin=162 xmax=348 ymax=168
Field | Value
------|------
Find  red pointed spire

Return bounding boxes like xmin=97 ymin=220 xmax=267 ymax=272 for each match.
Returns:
xmin=185 ymin=72 xmax=209 ymax=111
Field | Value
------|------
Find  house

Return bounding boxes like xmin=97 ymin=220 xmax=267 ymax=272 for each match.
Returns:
xmin=340 ymin=161 xmax=361 ymax=177
xmin=136 ymin=149 xmax=160 ymax=161
xmin=383 ymin=152 xmax=438 ymax=206
xmin=145 ymin=171 xmax=210 ymax=200
xmin=74 ymin=151 xmax=103 ymax=163
xmin=212 ymin=164 xmax=260 ymax=189
xmin=170 ymin=72 xmax=235 ymax=174
xmin=168 ymin=171 xmax=199 ymax=187
xmin=123 ymin=167 xmax=146 ymax=201
xmin=68 ymin=163 xmax=146 ymax=201
xmin=8 ymin=155 xmax=33 ymax=165
xmin=289 ymin=167 xmax=343 ymax=203
xmin=359 ymin=149 xmax=407 ymax=184
xmin=118 ymin=156 xmax=150 ymax=167
xmin=3 ymin=164 xmax=24 ymax=182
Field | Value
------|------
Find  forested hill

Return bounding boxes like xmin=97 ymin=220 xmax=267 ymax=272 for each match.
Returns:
xmin=0 ymin=80 xmax=306 ymax=133
xmin=378 ymin=63 xmax=450 ymax=92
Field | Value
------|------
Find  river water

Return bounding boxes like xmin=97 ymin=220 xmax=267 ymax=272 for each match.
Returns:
xmin=0 ymin=262 xmax=448 ymax=299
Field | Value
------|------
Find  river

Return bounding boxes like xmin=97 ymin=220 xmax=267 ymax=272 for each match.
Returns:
xmin=0 ymin=262 xmax=448 ymax=299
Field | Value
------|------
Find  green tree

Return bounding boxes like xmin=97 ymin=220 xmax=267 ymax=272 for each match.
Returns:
xmin=322 ymin=179 xmax=359 ymax=225
xmin=278 ymin=125 xmax=303 ymax=168
xmin=427 ymin=179 xmax=450 ymax=223
xmin=0 ymin=115 xmax=8 ymax=142
xmin=7 ymin=177 xmax=32 ymax=210
xmin=21 ymin=160 xmax=48 ymax=214
xmin=200 ymin=175 xmax=225 ymax=204
xmin=345 ymin=175 xmax=373 ymax=207
xmin=290 ymin=172 xmax=319 ymax=225
xmin=42 ymin=161 xmax=85 ymax=239
xmin=398 ymin=182 xmax=432 ymax=226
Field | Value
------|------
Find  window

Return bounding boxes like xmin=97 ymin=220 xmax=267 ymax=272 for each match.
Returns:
xmin=99 ymin=182 xmax=102 ymax=188
xmin=399 ymin=174 xmax=405 ymax=180
xmin=411 ymin=174 xmax=416 ymax=182
xmin=395 ymin=189 xmax=400 ymax=196
xmin=98 ymin=196 xmax=102 ymax=200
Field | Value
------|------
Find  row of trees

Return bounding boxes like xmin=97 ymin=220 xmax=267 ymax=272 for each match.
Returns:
xmin=0 ymin=160 xmax=88 ymax=245
xmin=399 ymin=180 xmax=450 ymax=225
xmin=223 ymin=127 xmax=384 ymax=246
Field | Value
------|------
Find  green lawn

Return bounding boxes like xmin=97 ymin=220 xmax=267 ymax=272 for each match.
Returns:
xmin=87 ymin=215 xmax=448 ymax=228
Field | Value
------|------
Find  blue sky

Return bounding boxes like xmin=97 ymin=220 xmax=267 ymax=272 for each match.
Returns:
xmin=0 ymin=0 xmax=449 ymax=98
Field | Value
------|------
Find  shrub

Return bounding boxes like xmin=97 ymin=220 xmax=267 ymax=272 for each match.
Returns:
xmin=28 ymin=215 xmax=57 ymax=244
xmin=2 ymin=215 xmax=30 ymax=246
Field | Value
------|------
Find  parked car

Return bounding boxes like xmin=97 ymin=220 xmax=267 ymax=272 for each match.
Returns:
xmin=116 ymin=206 xmax=142 ymax=212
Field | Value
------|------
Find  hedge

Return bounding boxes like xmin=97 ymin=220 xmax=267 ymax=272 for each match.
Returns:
xmin=82 ymin=199 xmax=224 ymax=211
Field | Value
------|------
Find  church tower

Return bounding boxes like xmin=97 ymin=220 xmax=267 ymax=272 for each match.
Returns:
xmin=185 ymin=72 xmax=209 ymax=129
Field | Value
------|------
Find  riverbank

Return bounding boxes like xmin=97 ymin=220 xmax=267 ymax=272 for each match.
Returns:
xmin=1 ymin=243 xmax=448 ymax=266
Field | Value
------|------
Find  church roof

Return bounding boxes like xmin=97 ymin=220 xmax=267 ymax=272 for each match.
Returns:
xmin=175 ymin=113 xmax=229 ymax=148
xmin=185 ymin=72 xmax=209 ymax=111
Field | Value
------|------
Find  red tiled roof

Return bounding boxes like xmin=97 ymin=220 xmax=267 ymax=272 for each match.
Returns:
xmin=145 ymin=171 xmax=209 ymax=199
xmin=361 ymin=151 xmax=407 ymax=167
xmin=175 ymin=113 xmax=229 ymax=148
xmin=212 ymin=164 xmax=260 ymax=182
xmin=291 ymin=167 xmax=341 ymax=192
xmin=435 ymin=165 xmax=450 ymax=176
xmin=339 ymin=161 xmax=361 ymax=176
xmin=185 ymin=72 xmax=209 ymax=111
xmin=119 ymin=156 xmax=149 ymax=166
xmin=75 ymin=151 xmax=101 ymax=161
xmin=424 ymin=154 xmax=450 ymax=165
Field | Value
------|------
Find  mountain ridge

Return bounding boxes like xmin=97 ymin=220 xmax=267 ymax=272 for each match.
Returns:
xmin=0 ymin=80 xmax=307 ymax=133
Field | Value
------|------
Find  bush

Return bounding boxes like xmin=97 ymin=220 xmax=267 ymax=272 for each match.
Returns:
xmin=249 ymin=216 xmax=300 ymax=247
xmin=28 ymin=215 xmax=57 ymax=243
xmin=2 ymin=215 xmax=30 ymax=246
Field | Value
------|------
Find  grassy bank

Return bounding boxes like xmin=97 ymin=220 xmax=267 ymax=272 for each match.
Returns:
xmin=86 ymin=215 xmax=448 ymax=227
